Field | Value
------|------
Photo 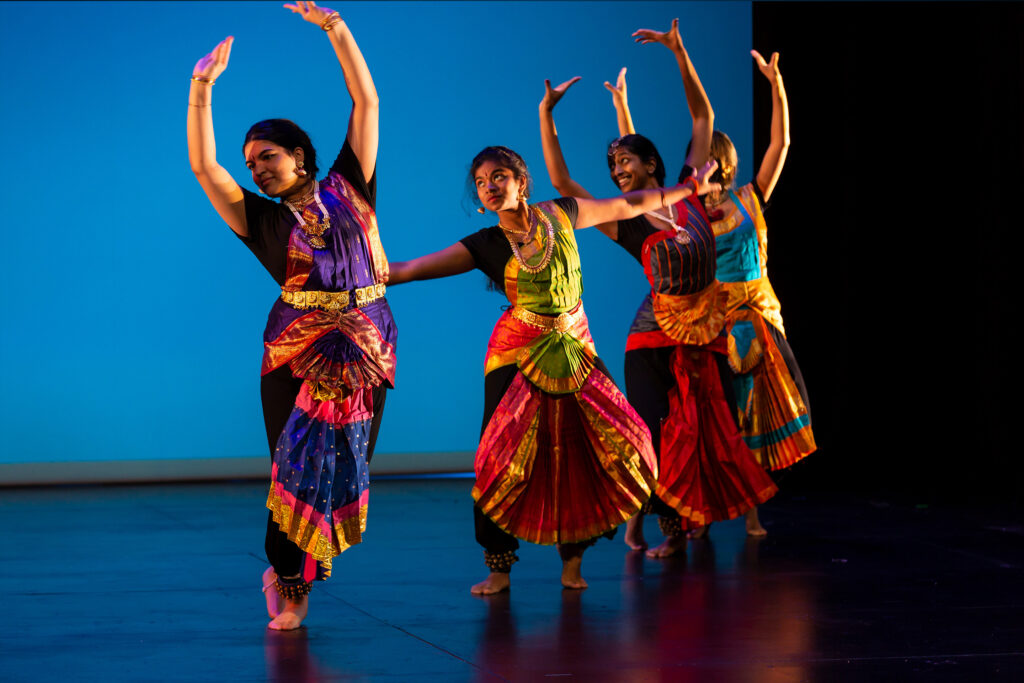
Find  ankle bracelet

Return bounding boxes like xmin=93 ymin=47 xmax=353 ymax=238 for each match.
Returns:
xmin=658 ymin=515 xmax=684 ymax=538
xmin=274 ymin=578 xmax=313 ymax=601
xmin=483 ymin=550 xmax=519 ymax=574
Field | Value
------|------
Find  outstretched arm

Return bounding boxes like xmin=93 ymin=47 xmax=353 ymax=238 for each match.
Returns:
xmin=187 ymin=36 xmax=248 ymax=237
xmin=752 ymin=50 xmax=789 ymax=202
xmin=538 ymin=78 xmax=619 ymax=239
xmin=387 ymin=243 xmax=476 ymax=285
xmin=633 ymin=18 xmax=714 ymax=168
xmin=604 ymin=68 xmax=636 ymax=136
xmin=286 ymin=1 xmax=379 ymax=182
xmin=575 ymin=159 xmax=719 ymax=228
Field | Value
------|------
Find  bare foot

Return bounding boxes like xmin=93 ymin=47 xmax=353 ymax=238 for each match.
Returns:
xmin=268 ymin=595 xmax=308 ymax=631
xmin=745 ymin=507 xmax=767 ymax=537
xmin=687 ymin=524 xmax=710 ymax=540
xmin=262 ymin=567 xmax=284 ymax=619
xmin=645 ymin=534 xmax=687 ymax=558
xmin=560 ymin=555 xmax=588 ymax=590
xmin=470 ymin=572 xmax=510 ymax=595
xmin=624 ymin=513 xmax=648 ymax=551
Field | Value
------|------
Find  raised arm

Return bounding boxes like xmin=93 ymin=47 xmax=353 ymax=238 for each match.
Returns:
xmin=286 ymin=1 xmax=379 ymax=182
xmin=539 ymin=77 xmax=590 ymax=199
xmin=387 ymin=243 xmax=476 ymax=285
xmin=604 ymin=68 xmax=636 ymax=136
xmin=633 ymin=18 xmax=714 ymax=168
xmin=538 ymin=78 xmax=620 ymax=239
xmin=575 ymin=159 xmax=719 ymax=228
xmin=187 ymin=36 xmax=248 ymax=237
xmin=752 ymin=50 xmax=789 ymax=202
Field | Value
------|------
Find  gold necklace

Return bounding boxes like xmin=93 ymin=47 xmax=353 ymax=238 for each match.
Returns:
xmin=284 ymin=180 xmax=331 ymax=249
xmin=501 ymin=206 xmax=555 ymax=274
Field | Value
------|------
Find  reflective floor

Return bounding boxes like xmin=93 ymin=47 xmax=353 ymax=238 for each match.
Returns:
xmin=2 ymin=478 xmax=1022 ymax=681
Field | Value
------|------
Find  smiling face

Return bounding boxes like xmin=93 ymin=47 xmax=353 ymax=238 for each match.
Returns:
xmin=474 ymin=160 xmax=526 ymax=213
xmin=609 ymin=149 xmax=657 ymax=193
xmin=243 ymin=140 xmax=304 ymax=197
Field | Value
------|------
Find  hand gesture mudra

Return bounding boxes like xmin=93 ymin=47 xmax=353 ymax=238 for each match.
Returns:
xmin=193 ymin=36 xmax=233 ymax=82
xmin=284 ymin=0 xmax=338 ymax=27
xmin=541 ymin=76 xmax=581 ymax=111
xmin=693 ymin=159 xmax=721 ymax=196
xmin=751 ymin=50 xmax=781 ymax=82
xmin=632 ymin=18 xmax=683 ymax=52
xmin=603 ymin=67 xmax=628 ymax=105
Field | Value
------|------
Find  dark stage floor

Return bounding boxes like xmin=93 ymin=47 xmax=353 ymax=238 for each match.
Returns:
xmin=2 ymin=477 xmax=1022 ymax=682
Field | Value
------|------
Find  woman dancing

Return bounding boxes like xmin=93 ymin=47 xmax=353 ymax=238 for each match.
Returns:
xmin=388 ymin=146 xmax=718 ymax=593
xmin=539 ymin=18 xmax=777 ymax=558
xmin=616 ymin=46 xmax=817 ymax=539
xmin=187 ymin=2 xmax=394 ymax=630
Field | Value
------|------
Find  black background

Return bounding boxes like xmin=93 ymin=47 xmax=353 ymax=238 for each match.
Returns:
xmin=751 ymin=2 xmax=1022 ymax=508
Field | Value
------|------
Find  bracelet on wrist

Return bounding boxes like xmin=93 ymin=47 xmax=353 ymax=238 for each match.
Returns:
xmin=191 ymin=75 xmax=215 ymax=86
xmin=189 ymin=102 xmax=211 ymax=108
xmin=683 ymin=176 xmax=699 ymax=195
xmin=321 ymin=11 xmax=342 ymax=31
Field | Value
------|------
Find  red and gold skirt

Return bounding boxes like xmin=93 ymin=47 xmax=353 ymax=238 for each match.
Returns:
xmin=472 ymin=368 xmax=657 ymax=545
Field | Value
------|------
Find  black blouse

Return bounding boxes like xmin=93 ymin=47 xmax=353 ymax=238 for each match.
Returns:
xmin=236 ymin=140 xmax=376 ymax=285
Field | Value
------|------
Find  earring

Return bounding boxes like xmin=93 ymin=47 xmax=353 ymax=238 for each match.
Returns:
xmin=476 ymin=207 xmax=486 ymax=214
xmin=296 ymin=161 xmax=308 ymax=177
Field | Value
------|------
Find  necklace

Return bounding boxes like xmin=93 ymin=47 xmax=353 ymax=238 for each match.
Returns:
xmin=284 ymin=180 xmax=331 ymax=249
xmin=501 ymin=205 xmax=555 ymax=274
xmin=644 ymin=204 xmax=680 ymax=230
xmin=644 ymin=204 xmax=691 ymax=243
xmin=705 ymin=189 xmax=731 ymax=209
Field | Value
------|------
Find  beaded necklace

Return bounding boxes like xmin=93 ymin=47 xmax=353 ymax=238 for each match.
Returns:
xmin=501 ymin=205 xmax=555 ymax=274
xmin=284 ymin=180 xmax=331 ymax=249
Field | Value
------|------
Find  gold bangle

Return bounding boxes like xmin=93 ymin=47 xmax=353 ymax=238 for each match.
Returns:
xmin=191 ymin=75 xmax=215 ymax=86
xmin=321 ymin=11 xmax=341 ymax=30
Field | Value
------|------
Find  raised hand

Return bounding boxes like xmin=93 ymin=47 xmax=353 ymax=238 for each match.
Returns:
xmin=284 ymin=0 xmax=337 ymax=27
xmin=603 ymin=67 xmax=628 ymax=106
xmin=192 ymin=36 xmax=233 ymax=82
xmin=541 ymin=76 xmax=582 ymax=111
xmin=632 ymin=18 xmax=683 ymax=52
xmin=751 ymin=50 xmax=781 ymax=83
xmin=693 ymin=158 xmax=721 ymax=196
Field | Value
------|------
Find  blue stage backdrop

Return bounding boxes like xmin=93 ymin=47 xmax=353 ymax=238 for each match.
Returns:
xmin=0 ymin=2 xmax=751 ymax=477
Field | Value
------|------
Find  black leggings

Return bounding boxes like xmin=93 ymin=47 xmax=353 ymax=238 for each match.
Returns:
xmin=261 ymin=364 xmax=388 ymax=578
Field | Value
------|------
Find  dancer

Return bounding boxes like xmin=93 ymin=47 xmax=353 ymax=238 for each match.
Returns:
xmin=616 ymin=47 xmax=817 ymax=539
xmin=539 ymin=19 xmax=777 ymax=558
xmin=187 ymin=2 xmax=394 ymax=630
xmin=388 ymin=146 xmax=718 ymax=593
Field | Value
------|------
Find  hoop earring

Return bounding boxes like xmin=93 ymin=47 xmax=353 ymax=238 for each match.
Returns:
xmin=296 ymin=161 xmax=308 ymax=177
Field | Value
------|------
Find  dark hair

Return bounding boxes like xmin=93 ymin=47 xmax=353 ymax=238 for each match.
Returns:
xmin=466 ymin=146 xmax=533 ymax=209
xmin=243 ymin=119 xmax=318 ymax=177
xmin=606 ymin=134 xmax=666 ymax=189
xmin=685 ymin=130 xmax=738 ymax=190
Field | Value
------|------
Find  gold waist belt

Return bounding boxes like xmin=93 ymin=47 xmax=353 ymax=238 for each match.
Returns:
xmin=281 ymin=283 xmax=386 ymax=311
xmin=510 ymin=303 xmax=583 ymax=333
